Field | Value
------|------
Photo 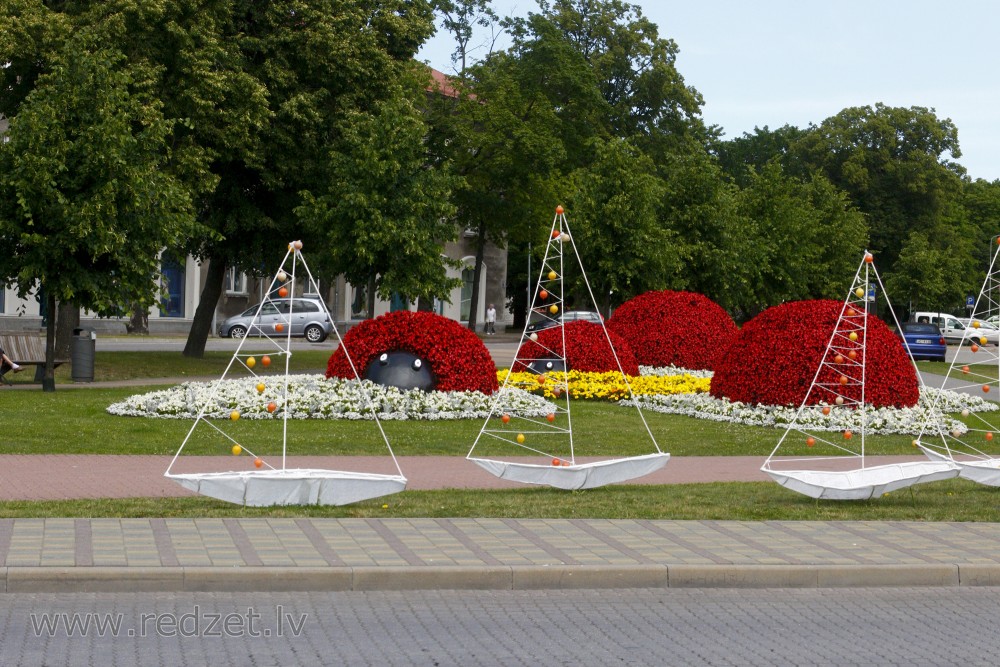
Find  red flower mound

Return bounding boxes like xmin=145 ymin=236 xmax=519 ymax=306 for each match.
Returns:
xmin=710 ymin=299 xmax=918 ymax=408
xmin=325 ymin=310 xmax=498 ymax=394
xmin=513 ymin=321 xmax=639 ymax=376
xmin=607 ymin=290 xmax=738 ymax=371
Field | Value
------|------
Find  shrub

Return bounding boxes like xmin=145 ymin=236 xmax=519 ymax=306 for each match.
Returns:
xmin=607 ymin=290 xmax=738 ymax=370
xmin=326 ymin=310 xmax=498 ymax=394
xmin=513 ymin=321 xmax=639 ymax=376
xmin=709 ymin=299 xmax=918 ymax=408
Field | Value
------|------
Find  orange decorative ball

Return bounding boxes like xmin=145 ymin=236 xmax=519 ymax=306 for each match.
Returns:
xmin=501 ymin=414 xmax=511 ymax=424
xmin=539 ymin=290 xmax=548 ymax=300
xmin=847 ymin=308 xmax=856 ymax=317
xmin=984 ymin=385 xmax=991 ymax=393
xmin=556 ymin=205 xmax=564 ymax=214
xmin=278 ymin=287 xmax=288 ymax=298
xmin=843 ymin=430 xmax=853 ymax=440
xmin=552 ymin=458 xmax=561 ymax=466
xmin=537 ymin=375 xmax=546 ymax=384
xmin=275 ymin=323 xmax=284 ymax=333
xmin=546 ymin=413 xmax=556 ymax=423
xmin=834 ymin=354 xmax=845 ymax=364
xmin=821 ymin=406 xmax=831 ymax=415
xmin=262 ymin=355 xmax=271 ymax=367
xmin=839 ymin=375 xmax=849 ymax=385
xmin=254 ymin=457 xmax=263 ymax=468
xmin=972 ymin=344 xmax=980 ymax=353
xmin=551 ymin=230 xmax=560 ymax=239
xmin=267 ymin=401 xmax=277 ymax=413
xmin=962 ymin=365 xmax=970 ymax=374
xmin=806 ymin=437 xmax=815 ymax=447
xmin=987 ymin=432 xmax=994 ymax=442
xmin=848 ymin=351 xmax=857 ymax=360
xmin=864 ymin=253 xmax=874 ymax=263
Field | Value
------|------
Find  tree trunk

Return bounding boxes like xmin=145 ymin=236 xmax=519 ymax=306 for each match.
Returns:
xmin=466 ymin=226 xmax=486 ymax=333
xmin=54 ymin=302 xmax=80 ymax=360
xmin=42 ymin=292 xmax=57 ymax=392
xmin=183 ymin=257 xmax=227 ymax=358
xmin=125 ymin=303 xmax=149 ymax=334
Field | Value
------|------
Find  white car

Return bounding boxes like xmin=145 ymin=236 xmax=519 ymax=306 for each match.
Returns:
xmin=912 ymin=312 xmax=1000 ymax=346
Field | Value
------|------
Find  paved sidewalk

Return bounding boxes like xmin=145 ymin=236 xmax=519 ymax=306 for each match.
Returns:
xmin=2 ymin=517 xmax=999 ymax=593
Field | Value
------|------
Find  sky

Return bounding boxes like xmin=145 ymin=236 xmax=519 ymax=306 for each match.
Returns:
xmin=418 ymin=0 xmax=1000 ymax=182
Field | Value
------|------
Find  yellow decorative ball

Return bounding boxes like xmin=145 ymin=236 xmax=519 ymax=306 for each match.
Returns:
xmin=232 ymin=444 xmax=242 ymax=456
xmin=974 ymin=321 xmax=981 ymax=329
xmin=848 ymin=332 xmax=858 ymax=341
xmin=854 ymin=288 xmax=864 ymax=298
xmin=981 ymin=336 xmax=988 ymax=345
xmin=548 ymin=271 xmax=557 ymax=281
xmin=247 ymin=356 xmax=256 ymax=368
xmin=230 ymin=410 xmax=240 ymax=421
xmin=549 ymin=305 xmax=559 ymax=315
xmin=516 ymin=433 xmax=525 ymax=444
xmin=256 ymin=383 xmax=265 ymax=394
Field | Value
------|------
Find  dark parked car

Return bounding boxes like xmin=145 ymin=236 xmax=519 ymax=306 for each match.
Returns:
xmin=897 ymin=322 xmax=947 ymax=362
xmin=525 ymin=310 xmax=604 ymax=333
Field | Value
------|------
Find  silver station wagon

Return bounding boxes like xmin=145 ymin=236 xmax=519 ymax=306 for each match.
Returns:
xmin=218 ymin=297 xmax=333 ymax=343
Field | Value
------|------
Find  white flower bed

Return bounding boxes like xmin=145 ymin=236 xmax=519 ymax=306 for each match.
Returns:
xmin=639 ymin=365 xmax=714 ymax=379
xmin=107 ymin=374 xmax=557 ymax=421
xmin=622 ymin=385 xmax=996 ymax=435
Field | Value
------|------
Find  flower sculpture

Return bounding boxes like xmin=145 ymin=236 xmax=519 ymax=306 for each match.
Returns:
xmin=710 ymin=299 xmax=918 ymax=408
xmin=607 ymin=290 xmax=738 ymax=371
xmin=326 ymin=310 xmax=498 ymax=394
xmin=513 ymin=321 xmax=639 ymax=376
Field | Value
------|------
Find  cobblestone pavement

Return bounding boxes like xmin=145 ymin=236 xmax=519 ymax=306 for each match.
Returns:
xmin=1 ymin=518 xmax=1000 ymax=592
xmin=1 ymin=587 xmax=998 ymax=666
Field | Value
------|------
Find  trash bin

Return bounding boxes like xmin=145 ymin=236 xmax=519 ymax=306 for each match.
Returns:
xmin=71 ymin=328 xmax=96 ymax=382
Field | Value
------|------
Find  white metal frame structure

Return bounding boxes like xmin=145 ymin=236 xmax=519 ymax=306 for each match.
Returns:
xmin=466 ymin=207 xmax=669 ymax=490
xmin=761 ymin=252 xmax=957 ymax=500
xmin=916 ymin=239 xmax=1000 ymax=484
xmin=165 ymin=242 xmax=406 ymax=507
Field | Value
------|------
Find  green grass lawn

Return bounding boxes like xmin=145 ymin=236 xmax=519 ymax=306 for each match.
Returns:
xmin=0 ymin=478 xmax=996 ymax=520
xmin=2 ymin=386 xmax=925 ymax=457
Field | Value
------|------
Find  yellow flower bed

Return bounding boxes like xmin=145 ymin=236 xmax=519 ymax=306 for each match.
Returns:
xmin=498 ymin=369 xmax=710 ymax=401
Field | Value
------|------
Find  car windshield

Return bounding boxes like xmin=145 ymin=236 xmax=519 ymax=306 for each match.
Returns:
xmin=903 ymin=323 xmax=940 ymax=335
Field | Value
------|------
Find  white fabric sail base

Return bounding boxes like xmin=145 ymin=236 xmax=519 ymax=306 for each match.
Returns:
xmin=468 ymin=453 xmax=669 ymax=490
xmin=167 ymin=469 xmax=407 ymax=507
xmin=919 ymin=444 xmax=1000 ymax=486
xmin=762 ymin=461 xmax=958 ymax=500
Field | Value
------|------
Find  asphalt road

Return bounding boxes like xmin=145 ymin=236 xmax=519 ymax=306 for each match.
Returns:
xmin=2 ymin=588 xmax=998 ymax=666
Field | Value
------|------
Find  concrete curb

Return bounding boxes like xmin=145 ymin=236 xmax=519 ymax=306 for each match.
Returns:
xmin=4 ymin=564 xmax=1000 ymax=593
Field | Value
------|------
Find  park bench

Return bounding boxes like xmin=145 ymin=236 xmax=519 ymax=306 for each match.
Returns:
xmin=0 ymin=334 xmax=67 ymax=385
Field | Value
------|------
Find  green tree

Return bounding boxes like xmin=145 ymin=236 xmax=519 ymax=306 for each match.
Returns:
xmin=727 ymin=163 xmax=868 ymax=317
xmin=563 ymin=137 xmax=672 ymax=313
xmin=0 ymin=30 xmax=200 ymax=389
xmin=298 ymin=87 xmax=461 ymax=312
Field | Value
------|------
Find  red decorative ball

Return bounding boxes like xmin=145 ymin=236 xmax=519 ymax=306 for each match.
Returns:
xmin=278 ymin=287 xmax=288 ymax=298
xmin=514 ymin=321 xmax=639 ymax=375
xmin=326 ymin=310 xmax=498 ymax=393
xmin=711 ymin=299 xmax=918 ymax=408
xmin=607 ymin=290 xmax=737 ymax=371
xmin=555 ymin=205 xmax=564 ymax=215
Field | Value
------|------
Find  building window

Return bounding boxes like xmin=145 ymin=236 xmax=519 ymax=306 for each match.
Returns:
xmin=351 ymin=284 xmax=367 ymax=319
xmin=160 ymin=254 xmax=185 ymax=318
xmin=0 ymin=287 xmax=4 ymax=314
xmin=460 ymin=267 xmax=474 ymax=321
xmin=225 ymin=268 xmax=248 ymax=295
xmin=390 ymin=292 xmax=408 ymax=312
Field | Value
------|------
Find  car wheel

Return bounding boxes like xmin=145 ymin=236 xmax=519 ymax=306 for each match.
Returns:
xmin=937 ymin=355 xmax=947 ymax=362
xmin=229 ymin=325 xmax=247 ymax=340
xmin=304 ymin=325 xmax=326 ymax=343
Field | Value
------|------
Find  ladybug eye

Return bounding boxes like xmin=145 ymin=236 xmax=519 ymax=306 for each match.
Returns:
xmin=379 ymin=353 xmax=389 ymax=365
xmin=412 ymin=359 xmax=423 ymax=370
xmin=545 ymin=361 xmax=554 ymax=370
